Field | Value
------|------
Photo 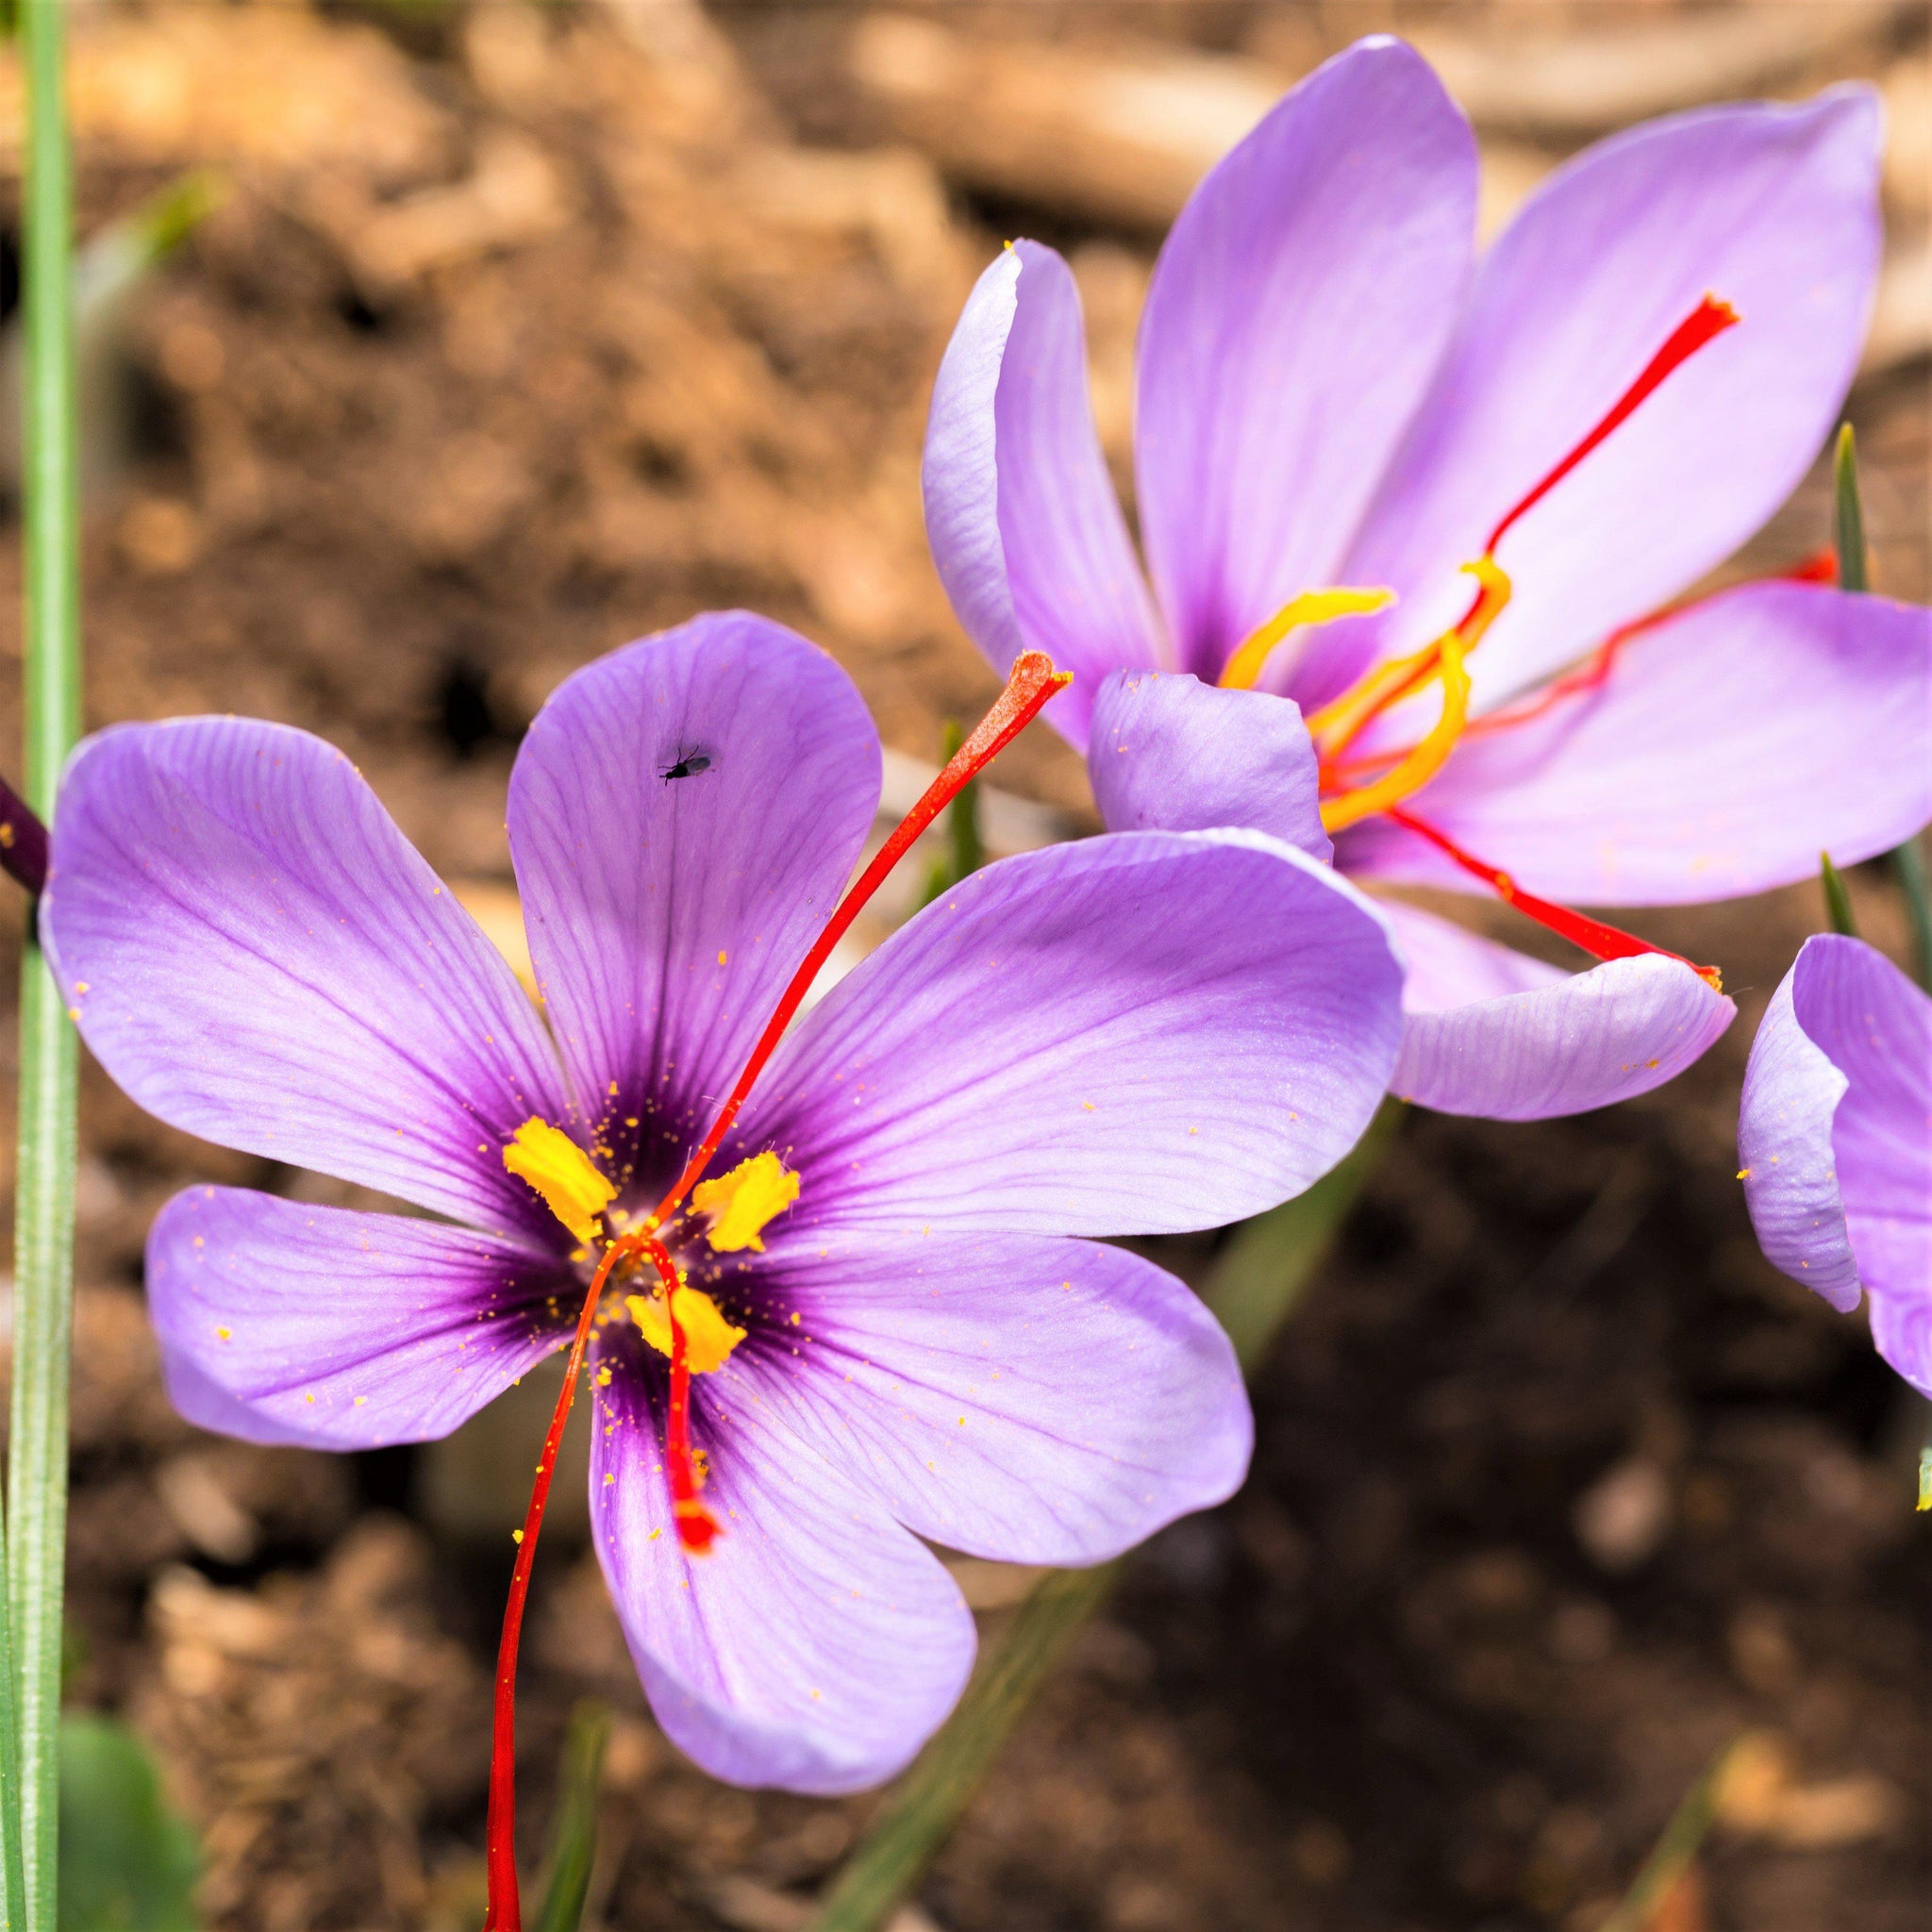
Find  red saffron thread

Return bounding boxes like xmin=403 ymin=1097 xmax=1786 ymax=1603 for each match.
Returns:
xmin=480 ymin=647 xmax=1070 ymax=1930
xmin=1386 ymin=804 xmax=1722 ymax=991
xmin=1482 ymin=294 xmax=1740 ymax=557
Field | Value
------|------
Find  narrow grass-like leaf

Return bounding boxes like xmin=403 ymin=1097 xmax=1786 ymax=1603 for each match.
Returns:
xmin=1819 ymin=853 xmax=1858 ymax=940
xmin=805 ymin=1103 xmax=1403 ymax=1932
xmin=1594 ymin=1732 xmax=1765 ymax=1932
xmin=918 ymin=723 xmax=984 ymax=908
xmin=1834 ymin=425 xmax=1932 ymax=988
xmin=531 ymin=1704 xmax=608 ymax=1932
xmin=10 ymin=2 xmax=83 ymax=1924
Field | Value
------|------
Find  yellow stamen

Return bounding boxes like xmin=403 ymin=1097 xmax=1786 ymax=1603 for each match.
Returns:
xmin=1218 ymin=586 xmax=1395 ymax=692
xmin=691 ymin=1151 xmax=800 ymax=1253
xmin=502 ymin=1118 xmax=616 ymax=1241
xmin=1321 ymin=629 xmax=1470 ymax=833
xmin=625 ymin=1286 xmax=746 ymax=1374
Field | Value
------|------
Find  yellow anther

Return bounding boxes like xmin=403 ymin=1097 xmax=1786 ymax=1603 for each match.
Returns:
xmin=625 ymin=1286 xmax=746 ymax=1374
xmin=1218 ymin=586 xmax=1395 ymax=692
xmin=1321 ymin=629 xmax=1471 ymax=833
xmin=502 ymin=1118 xmax=616 ymax=1241
xmin=691 ymin=1151 xmax=800 ymax=1253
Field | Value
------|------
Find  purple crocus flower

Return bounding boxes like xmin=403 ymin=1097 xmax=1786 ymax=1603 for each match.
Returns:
xmin=1740 ymin=934 xmax=1930 ymax=1394
xmin=42 ymin=611 xmax=1405 ymax=1795
xmin=922 ymin=35 xmax=1932 ymax=1124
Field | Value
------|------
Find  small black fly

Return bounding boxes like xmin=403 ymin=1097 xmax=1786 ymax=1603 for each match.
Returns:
xmin=659 ymin=748 xmax=713 ymax=785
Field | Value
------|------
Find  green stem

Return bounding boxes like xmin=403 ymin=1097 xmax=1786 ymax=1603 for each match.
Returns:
xmin=1818 ymin=852 xmax=1857 ymax=940
xmin=808 ymin=1564 xmax=1121 ymax=1932
xmin=1594 ymin=1733 xmax=1751 ymax=1932
xmin=805 ymin=1103 xmax=1403 ymax=1932
xmin=1831 ymin=425 xmax=1930 ymax=988
xmin=9 ymin=3 xmax=81 ymax=1926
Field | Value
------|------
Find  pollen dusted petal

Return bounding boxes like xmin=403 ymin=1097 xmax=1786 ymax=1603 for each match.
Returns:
xmin=502 ymin=1118 xmax=616 ymax=1242
xmin=624 ymin=1286 xmax=746 ymax=1374
xmin=691 ymin=1151 xmax=800 ymax=1253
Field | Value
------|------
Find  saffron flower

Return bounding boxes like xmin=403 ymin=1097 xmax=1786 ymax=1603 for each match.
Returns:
xmin=923 ymin=35 xmax=1932 ymax=1122
xmin=1739 ymin=934 xmax=1929 ymax=1395
xmin=42 ymin=613 xmax=1404 ymax=1803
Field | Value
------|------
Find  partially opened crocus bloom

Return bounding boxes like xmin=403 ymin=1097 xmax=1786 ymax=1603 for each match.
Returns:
xmin=43 ymin=612 xmax=1405 ymax=1804
xmin=1739 ymin=934 xmax=1930 ymax=1396
xmin=923 ymin=34 xmax=1932 ymax=1122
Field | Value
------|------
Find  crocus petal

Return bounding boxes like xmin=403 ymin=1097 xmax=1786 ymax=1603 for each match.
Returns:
xmin=1738 ymin=941 xmax=1862 ymax=1313
xmin=1134 ymin=37 xmax=1475 ymax=682
xmin=508 ymin=614 xmax=881 ymax=1174
xmin=1381 ymin=903 xmax=1734 ymax=1120
xmin=589 ymin=1323 xmax=974 ymax=1794
xmin=1087 ymin=672 xmax=1330 ymax=861
xmin=1869 ymin=1292 xmax=1932 ymax=1401
xmin=1324 ymin=88 xmax=1882 ymax=710
xmin=722 ymin=1230 xmax=1249 ymax=1565
xmin=1796 ymin=941 xmax=1932 ymax=1309
xmin=738 ymin=829 xmax=1403 ymax=1236
xmin=146 ymin=1187 xmax=573 ymax=1447
xmin=922 ymin=241 xmax=1161 ymax=750
xmin=42 ymin=719 xmax=568 ymax=1231
xmin=1337 ymin=584 xmax=1932 ymax=906
xmin=1373 ymin=898 xmax=1564 ymax=1009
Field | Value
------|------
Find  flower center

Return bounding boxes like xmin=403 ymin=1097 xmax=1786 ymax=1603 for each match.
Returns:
xmin=1220 ymin=295 xmax=1740 ymax=990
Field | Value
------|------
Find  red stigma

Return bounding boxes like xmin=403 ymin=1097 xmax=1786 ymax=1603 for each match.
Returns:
xmin=1484 ymin=294 xmax=1740 ymax=557
xmin=1387 ymin=804 xmax=1723 ymax=991
xmin=480 ymin=648 xmax=1070 ymax=1930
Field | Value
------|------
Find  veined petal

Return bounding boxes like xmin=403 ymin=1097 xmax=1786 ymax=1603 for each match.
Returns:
xmin=1764 ymin=936 xmax=1932 ymax=1357
xmin=42 ymin=719 xmax=568 ymax=1231
xmin=1336 ymin=584 xmax=1932 ymax=906
xmin=1384 ymin=908 xmax=1735 ymax=1120
xmin=1322 ymin=88 xmax=1883 ymax=711
xmin=1135 ymin=36 xmax=1475 ymax=682
xmin=922 ymin=241 xmax=1161 ymax=751
xmin=147 ymin=1187 xmax=574 ymax=1447
xmin=1087 ymin=672 xmax=1330 ymax=861
xmin=1739 ymin=939 xmax=1863 ymax=1313
xmin=588 ymin=1322 xmax=974 ymax=1794
xmin=507 ymin=614 xmax=881 ymax=1177
xmin=737 ymin=829 xmax=1404 ymax=1237
xmin=727 ymin=1230 xmax=1249 ymax=1566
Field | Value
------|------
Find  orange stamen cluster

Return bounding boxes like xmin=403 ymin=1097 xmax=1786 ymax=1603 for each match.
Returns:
xmin=482 ymin=649 xmax=1071 ymax=1931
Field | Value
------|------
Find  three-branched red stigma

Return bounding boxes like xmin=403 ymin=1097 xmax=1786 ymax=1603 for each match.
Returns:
xmin=1222 ymin=294 xmax=1742 ymax=988
xmin=481 ymin=649 xmax=1071 ymax=1930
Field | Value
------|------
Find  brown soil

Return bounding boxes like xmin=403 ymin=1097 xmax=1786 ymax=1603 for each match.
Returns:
xmin=0 ymin=4 xmax=1925 ymax=1928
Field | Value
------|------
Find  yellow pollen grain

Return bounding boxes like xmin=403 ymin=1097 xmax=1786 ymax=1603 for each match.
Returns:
xmin=625 ymin=1285 xmax=747 ymax=1374
xmin=691 ymin=1151 xmax=800 ymax=1253
xmin=718 ymin=950 xmax=728 ymax=967
xmin=215 ymin=1325 xmax=231 ymax=1341
xmin=502 ymin=1117 xmax=616 ymax=1241
xmin=1737 ymin=1167 xmax=1752 ymax=1180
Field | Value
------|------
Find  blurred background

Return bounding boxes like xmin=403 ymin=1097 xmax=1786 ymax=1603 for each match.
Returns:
xmin=0 ymin=2 xmax=1925 ymax=1927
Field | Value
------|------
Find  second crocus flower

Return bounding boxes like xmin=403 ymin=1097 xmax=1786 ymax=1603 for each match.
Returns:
xmin=923 ymin=35 xmax=1931 ymax=1122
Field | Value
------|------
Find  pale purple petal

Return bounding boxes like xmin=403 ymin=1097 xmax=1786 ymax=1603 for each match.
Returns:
xmin=922 ymin=242 xmax=1162 ymax=750
xmin=42 ymin=719 xmax=568 ymax=1231
xmin=722 ymin=1230 xmax=1249 ymax=1565
xmin=146 ymin=1187 xmax=572 ymax=1447
xmin=588 ymin=1323 xmax=974 ymax=1794
xmin=1738 ymin=943 xmax=1862 ymax=1313
xmin=1868 ymin=1292 xmax=1932 ymax=1401
xmin=1392 ymin=947 xmax=1734 ymax=1122
xmin=1322 ymin=89 xmax=1883 ymax=712
xmin=1336 ymin=584 xmax=1932 ymax=906
xmin=508 ymin=615 xmax=879 ymax=1180
xmin=1796 ymin=936 xmax=1931 ymax=1324
xmin=1373 ymin=898 xmax=1565 ymax=1010
xmin=1135 ymin=37 xmax=1475 ymax=682
xmin=739 ymin=829 xmax=1403 ymax=1236
xmin=1087 ymin=672 xmax=1329 ymax=860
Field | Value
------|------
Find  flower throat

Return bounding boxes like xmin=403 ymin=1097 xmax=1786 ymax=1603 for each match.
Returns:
xmin=481 ymin=650 xmax=1070 ymax=1932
